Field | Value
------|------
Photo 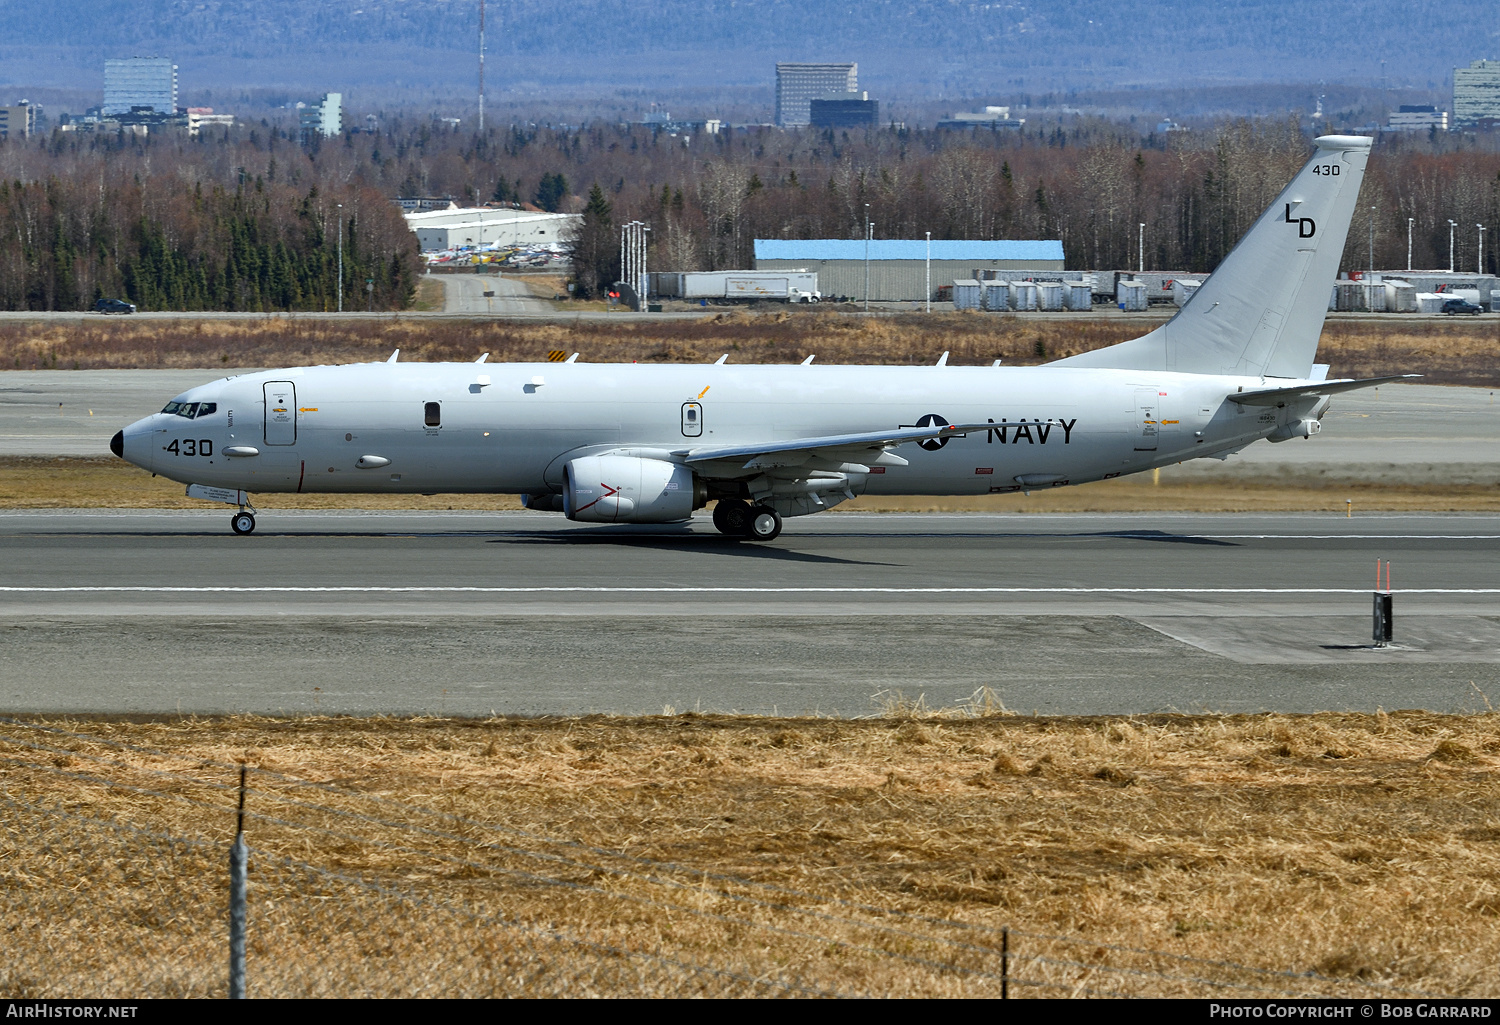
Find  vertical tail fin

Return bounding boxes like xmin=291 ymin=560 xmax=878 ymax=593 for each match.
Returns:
xmin=1053 ymin=135 xmax=1371 ymax=378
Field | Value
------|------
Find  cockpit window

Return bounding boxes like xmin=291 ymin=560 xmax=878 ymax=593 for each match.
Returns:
xmin=160 ymin=401 xmax=216 ymax=419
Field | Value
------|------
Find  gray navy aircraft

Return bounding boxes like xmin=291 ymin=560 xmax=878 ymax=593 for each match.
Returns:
xmin=112 ymin=135 xmax=1409 ymax=541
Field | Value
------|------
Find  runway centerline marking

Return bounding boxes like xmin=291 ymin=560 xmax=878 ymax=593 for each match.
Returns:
xmin=2 ymin=587 xmax=1499 ymax=595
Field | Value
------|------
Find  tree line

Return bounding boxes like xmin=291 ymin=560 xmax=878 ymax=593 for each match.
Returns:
xmin=0 ymin=113 xmax=1497 ymax=308
xmin=0 ymin=129 xmax=420 ymax=312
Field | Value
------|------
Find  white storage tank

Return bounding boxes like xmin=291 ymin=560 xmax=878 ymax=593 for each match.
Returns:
xmin=1037 ymin=282 xmax=1065 ymax=311
xmin=1011 ymin=281 xmax=1039 ymax=311
xmin=1171 ymin=279 xmax=1202 ymax=306
xmin=980 ymin=281 xmax=1010 ymax=311
xmin=952 ymin=279 xmax=982 ymax=310
xmin=1115 ymin=280 xmax=1147 ymax=311
xmin=1064 ymin=282 xmax=1093 ymax=310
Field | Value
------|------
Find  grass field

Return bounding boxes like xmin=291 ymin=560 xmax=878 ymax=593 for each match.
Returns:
xmin=0 ymin=311 xmax=1496 ymax=386
xmin=1 ymin=710 xmax=1497 ymax=997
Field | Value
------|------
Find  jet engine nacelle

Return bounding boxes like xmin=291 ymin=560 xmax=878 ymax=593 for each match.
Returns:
xmin=564 ymin=455 xmax=699 ymax=523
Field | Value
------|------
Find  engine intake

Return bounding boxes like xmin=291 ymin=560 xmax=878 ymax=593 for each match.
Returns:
xmin=564 ymin=455 xmax=699 ymax=523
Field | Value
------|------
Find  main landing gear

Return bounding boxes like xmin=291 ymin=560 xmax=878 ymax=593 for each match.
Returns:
xmin=231 ymin=511 xmax=256 ymax=535
xmin=712 ymin=499 xmax=782 ymax=542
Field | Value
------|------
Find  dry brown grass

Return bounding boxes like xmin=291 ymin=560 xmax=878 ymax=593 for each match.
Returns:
xmin=5 ymin=457 xmax=1496 ymax=513
xmin=0 ymin=711 xmax=1497 ymax=997
xmin=1 ymin=312 xmax=1493 ymax=384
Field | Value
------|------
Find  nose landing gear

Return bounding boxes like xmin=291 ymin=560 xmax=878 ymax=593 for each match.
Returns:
xmin=231 ymin=511 xmax=256 ymax=535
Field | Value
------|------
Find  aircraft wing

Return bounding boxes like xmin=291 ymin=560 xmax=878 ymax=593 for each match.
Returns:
xmin=1227 ymin=374 xmax=1421 ymax=406
xmin=685 ymin=422 xmax=992 ymax=470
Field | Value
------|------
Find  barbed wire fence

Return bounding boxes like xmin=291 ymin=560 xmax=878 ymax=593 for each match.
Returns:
xmin=0 ymin=717 xmax=1441 ymax=999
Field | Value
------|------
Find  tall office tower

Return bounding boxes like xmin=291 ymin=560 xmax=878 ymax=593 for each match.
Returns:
xmin=0 ymin=102 xmax=36 ymax=139
xmin=1453 ymin=59 xmax=1500 ymax=127
xmin=775 ymin=63 xmax=857 ymax=127
xmin=298 ymin=93 xmax=343 ymax=142
xmin=103 ymin=57 xmax=178 ymax=116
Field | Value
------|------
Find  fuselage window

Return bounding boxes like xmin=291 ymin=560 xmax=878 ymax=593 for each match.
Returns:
xmin=424 ymin=401 xmax=441 ymax=428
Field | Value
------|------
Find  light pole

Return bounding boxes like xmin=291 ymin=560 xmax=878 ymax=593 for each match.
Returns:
xmin=336 ymin=203 xmax=343 ymax=313
xmin=1479 ymin=224 xmax=1486 ymax=274
xmin=1407 ymin=217 xmax=1414 ymax=272
xmin=925 ymin=231 xmax=931 ymax=313
xmin=1448 ymin=219 xmax=1457 ymax=274
xmin=1138 ymin=223 xmax=1145 ymax=273
xmin=864 ymin=203 xmax=871 ymax=313
xmin=1368 ymin=206 xmax=1375 ymax=278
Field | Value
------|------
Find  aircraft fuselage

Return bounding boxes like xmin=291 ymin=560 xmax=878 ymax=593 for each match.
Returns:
xmin=117 ymin=360 xmax=1305 ymax=498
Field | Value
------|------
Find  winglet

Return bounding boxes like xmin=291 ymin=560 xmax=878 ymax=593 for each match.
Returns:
xmin=387 ymin=349 xmax=400 ymax=363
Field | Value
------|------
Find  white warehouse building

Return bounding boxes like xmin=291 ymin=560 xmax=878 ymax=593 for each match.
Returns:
xmin=404 ymin=206 xmax=580 ymax=251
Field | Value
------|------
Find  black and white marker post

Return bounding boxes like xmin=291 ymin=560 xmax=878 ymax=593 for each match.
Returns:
xmin=229 ymin=765 xmax=248 ymax=1000
xmin=1372 ymin=559 xmax=1393 ymax=647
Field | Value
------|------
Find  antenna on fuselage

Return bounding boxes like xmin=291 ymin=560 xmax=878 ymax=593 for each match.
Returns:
xmin=387 ymin=349 xmax=400 ymax=363
xmin=714 ymin=354 xmax=728 ymax=365
xmin=475 ymin=353 xmax=489 ymax=363
xmin=565 ymin=353 xmax=579 ymax=363
xmin=800 ymin=354 xmax=816 ymax=365
xmin=935 ymin=351 xmax=949 ymax=366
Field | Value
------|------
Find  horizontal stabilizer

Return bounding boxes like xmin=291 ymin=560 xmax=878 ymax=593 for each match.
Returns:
xmin=1227 ymin=374 xmax=1422 ymax=406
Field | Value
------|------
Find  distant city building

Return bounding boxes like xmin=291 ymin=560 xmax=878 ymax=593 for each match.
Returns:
xmin=1453 ymin=59 xmax=1500 ymax=128
xmin=103 ymin=57 xmax=177 ymax=116
xmin=298 ymin=93 xmax=342 ymax=143
xmin=809 ymin=92 xmax=878 ymax=128
xmin=1156 ymin=119 xmax=1190 ymax=133
xmin=1386 ymin=104 xmax=1449 ymax=132
xmin=396 ymin=196 xmax=459 ymax=213
xmin=775 ymin=62 xmax=857 ymax=127
xmin=186 ymin=107 xmax=234 ymax=136
xmin=0 ymin=102 xmax=36 ymax=139
xmin=937 ymin=105 xmax=1026 ymax=130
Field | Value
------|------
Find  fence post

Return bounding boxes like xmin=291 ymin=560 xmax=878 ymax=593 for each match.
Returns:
xmin=1001 ymin=926 xmax=1009 ymax=999
xmin=229 ymin=766 xmax=247 ymax=1000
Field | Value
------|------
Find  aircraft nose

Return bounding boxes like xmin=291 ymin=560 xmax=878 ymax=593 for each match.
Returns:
xmin=110 ymin=430 xmax=124 ymax=458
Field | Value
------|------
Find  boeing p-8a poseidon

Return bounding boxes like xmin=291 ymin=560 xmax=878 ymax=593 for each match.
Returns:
xmin=113 ymin=135 xmax=1406 ymax=540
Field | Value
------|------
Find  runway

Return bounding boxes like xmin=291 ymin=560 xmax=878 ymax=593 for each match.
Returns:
xmin=1 ymin=511 xmax=1497 ymax=716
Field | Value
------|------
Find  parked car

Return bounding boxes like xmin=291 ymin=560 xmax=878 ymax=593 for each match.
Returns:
xmin=1441 ymin=297 xmax=1483 ymax=316
xmin=93 ymin=298 xmax=137 ymax=314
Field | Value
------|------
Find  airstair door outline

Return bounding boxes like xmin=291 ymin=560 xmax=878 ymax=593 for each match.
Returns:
xmin=264 ymin=382 xmax=297 ymax=445
xmin=681 ymin=402 xmax=703 ymax=438
xmin=1134 ymin=388 xmax=1159 ymax=451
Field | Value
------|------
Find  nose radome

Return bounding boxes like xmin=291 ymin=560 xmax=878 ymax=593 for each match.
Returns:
xmin=110 ymin=431 xmax=124 ymax=458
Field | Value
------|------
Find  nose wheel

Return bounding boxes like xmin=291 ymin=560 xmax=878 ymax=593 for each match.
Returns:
xmin=230 ymin=512 xmax=256 ymax=535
